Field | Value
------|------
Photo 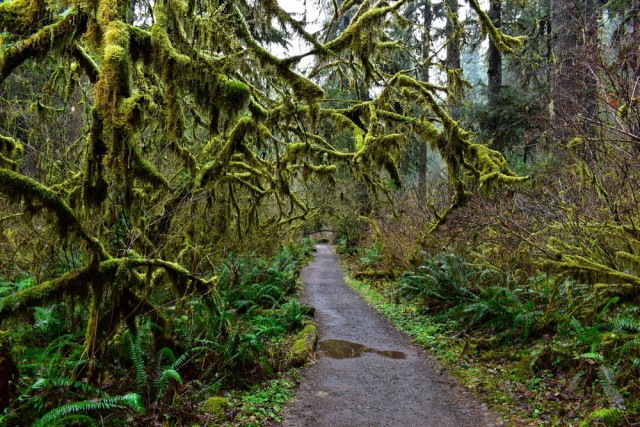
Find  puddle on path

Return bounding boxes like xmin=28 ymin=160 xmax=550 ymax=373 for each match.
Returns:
xmin=318 ymin=339 xmax=406 ymax=360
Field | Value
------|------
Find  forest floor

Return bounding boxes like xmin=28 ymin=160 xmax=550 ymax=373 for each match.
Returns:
xmin=277 ymin=244 xmax=501 ymax=427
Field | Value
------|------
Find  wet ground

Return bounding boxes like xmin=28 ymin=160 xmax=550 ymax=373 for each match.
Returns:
xmin=278 ymin=244 xmax=501 ymax=427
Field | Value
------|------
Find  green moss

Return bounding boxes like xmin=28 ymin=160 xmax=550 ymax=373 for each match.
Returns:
xmin=548 ymin=253 xmax=640 ymax=288
xmin=0 ymin=135 xmax=23 ymax=158
xmin=83 ymin=109 xmax=108 ymax=208
xmin=248 ymin=98 xmax=268 ymax=119
xmin=383 ymin=153 xmax=401 ymax=188
xmin=216 ymin=77 xmax=250 ymax=113
xmin=0 ymin=268 xmax=93 ymax=318
xmin=323 ymin=0 xmax=406 ymax=54
xmin=116 ymin=93 xmax=146 ymax=127
xmin=150 ymin=1 xmax=190 ymax=69
xmin=200 ymin=116 xmax=254 ymax=184
xmin=233 ymin=6 xmax=323 ymax=105
xmin=97 ymin=0 xmax=123 ymax=26
xmin=468 ymin=0 xmax=524 ymax=54
xmin=0 ymin=153 xmax=17 ymax=170
xmin=0 ymin=0 xmax=45 ymax=34
xmin=96 ymin=20 xmax=132 ymax=115
xmin=64 ymin=61 xmax=80 ymax=103
xmin=0 ymin=168 xmax=79 ymax=235
xmin=289 ymin=323 xmax=318 ymax=366
xmin=202 ymin=396 xmax=228 ymax=420
xmin=0 ymin=9 xmax=81 ymax=83
xmin=130 ymin=147 xmax=169 ymax=189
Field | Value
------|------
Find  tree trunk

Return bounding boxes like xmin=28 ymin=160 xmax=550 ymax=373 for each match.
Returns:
xmin=417 ymin=0 xmax=432 ymax=203
xmin=445 ymin=0 xmax=461 ymax=72
xmin=0 ymin=343 xmax=19 ymax=411
xmin=487 ymin=0 xmax=502 ymax=106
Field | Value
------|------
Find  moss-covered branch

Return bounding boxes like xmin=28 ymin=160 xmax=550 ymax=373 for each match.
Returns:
xmin=0 ymin=267 xmax=94 ymax=317
xmin=467 ymin=0 xmax=524 ymax=54
xmin=323 ymin=0 xmax=408 ymax=53
xmin=0 ymin=9 xmax=87 ymax=83
xmin=0 ymin=168 xmax=107 ymax=257
xmin=233 ymin=5 xmax=323 ymax=104
xmin=0 ymin=257 xmax=215 ymax=320
xmin=70 ymin=41 xmax=100 ymax=83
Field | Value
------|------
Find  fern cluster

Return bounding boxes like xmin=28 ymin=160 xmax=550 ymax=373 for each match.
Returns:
xmin=1 ymin=240 xmax=316 ymax=425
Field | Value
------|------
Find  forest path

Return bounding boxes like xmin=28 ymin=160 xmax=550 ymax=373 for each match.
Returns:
xmin=279 ymin=244 xmax=501 ymax=427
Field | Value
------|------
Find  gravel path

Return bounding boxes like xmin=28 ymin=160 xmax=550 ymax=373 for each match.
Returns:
xmin=279 ymin=244 xmax=501 ymax=427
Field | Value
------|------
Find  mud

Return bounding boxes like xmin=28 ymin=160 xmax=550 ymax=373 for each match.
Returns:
xmin=279 ymin=244 xmax=502 ymax=427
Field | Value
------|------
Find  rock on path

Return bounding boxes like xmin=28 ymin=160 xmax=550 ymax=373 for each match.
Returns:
xmin=279 ymin=244 xmax=501 ymax=427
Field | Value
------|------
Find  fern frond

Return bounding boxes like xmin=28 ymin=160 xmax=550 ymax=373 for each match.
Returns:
xmin=171 ymin=346 xmax=206 ymax=370
xmin=125 ymin=331 xmax=148 ymax=392
xmin=609 ymin=316 xmax=640 ymax=333
xmin=580 ymin=352 xmax=605 ymax=363
xmin=621 ymin=339 xmax=640 ymax=355
xmin=30 ymin=377 xmax=106 ymax=396
xmin=34 ymin=393 xmax=145 ymax=427
xmin=155 ymin=369 xmax=183 ymax=399
xmin=0 ymin=414 xmax=18 ymax=427
xmin=598 ymin=366 xmax=625 ymax=409
xmin=157 ymin=346 xmax=176 ymax=368
xmin=570 ymin=317 xmax=588 ymax=340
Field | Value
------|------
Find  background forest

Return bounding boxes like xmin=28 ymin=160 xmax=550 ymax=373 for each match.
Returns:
xmin=0 ymin=0 xmax=638 ymax=425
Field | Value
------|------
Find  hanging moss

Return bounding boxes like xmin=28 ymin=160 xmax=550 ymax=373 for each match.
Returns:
xmin=0 ymin=135 xmax=23 ymax=158
xmin=0 ymin=267 xmax=94 ymax=317
xmin=130 ymin=146 xmax=169 ymax=190
xmin=468 ymin=0 xmax=524 ymax=54
xmin=0 ymin=0 xmax=45 ymax=34
xmin=546 ymin=253 xmax=640 ymax=288
xmin=64 ymin=61 xmax=80 ymax=103
xmin=83 ymin=109 xmax=108 ymax=208
xmin=70 ymin=41 xmax=100 ymax=82
xmin=212 ymin=75 xmax=251 ymax=115
xmin=95 ymin=20 xmax=132 ymax=115
xmin=0 ymin=154 xmax=17 ymax=170
xmin=233 ymin=6 xmax=323 ymax=105
xmin=0 ymin=168 xmax=81 ymax=236
xmin=446 ymin=68 xmax=472 ymax=102
xmin=200 ymin=116 xmax=254 ymax=184
xmin=0 ymin=10 xmax=85 ymax=83
xmin=383 ymin=153 xmax=401 ymax=188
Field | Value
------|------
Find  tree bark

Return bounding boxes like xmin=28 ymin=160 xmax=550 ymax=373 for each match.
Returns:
xmin=445 ymin=0 xmax=461 ymax=71
xmin=487 ymin=0 xmax=502 ymax=106
xmin=417 ymin=0 xmax=433 ymax=203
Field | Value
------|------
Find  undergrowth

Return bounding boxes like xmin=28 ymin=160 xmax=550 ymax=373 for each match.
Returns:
xmin=0 ymin=238 xmax=316 ymax=426
xmin=345 ymin=248 xmax=640 ymax=426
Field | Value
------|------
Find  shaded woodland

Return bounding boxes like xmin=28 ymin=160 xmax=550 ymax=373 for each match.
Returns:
xmin=0 ymin=0 xmax=638 ymax=425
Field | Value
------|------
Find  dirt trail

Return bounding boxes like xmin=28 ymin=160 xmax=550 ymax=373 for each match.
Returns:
xmin=280 ymin=244 xmax=501 ymax=427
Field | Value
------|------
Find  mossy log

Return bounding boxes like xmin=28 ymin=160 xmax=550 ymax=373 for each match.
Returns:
xmin=289 ymin=322 xmax=318 ymax=367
